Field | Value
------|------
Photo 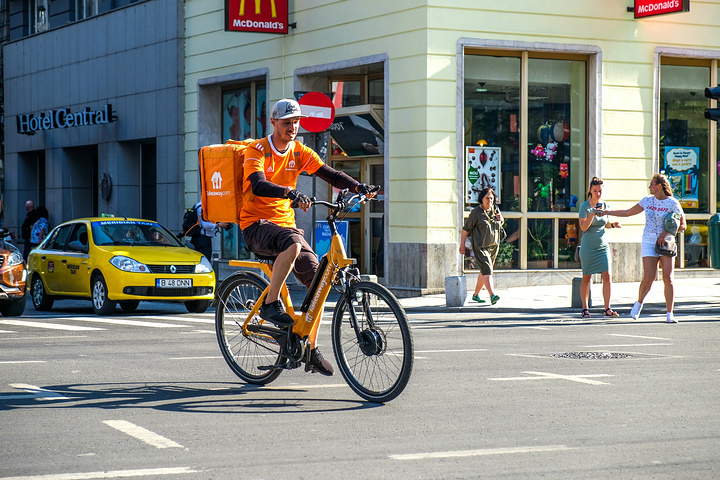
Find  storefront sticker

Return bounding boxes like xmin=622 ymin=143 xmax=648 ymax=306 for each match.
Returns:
xmin=466 ymin=147 xmax=501 ymax=204
xmin=225 ymin=0 xmax=288 ymax=34
xmin=665 ymin=146 xmax=699 ymax=209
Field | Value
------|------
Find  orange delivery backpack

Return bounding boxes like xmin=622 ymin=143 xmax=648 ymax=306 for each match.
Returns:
xmin=199 ymin=139 xmax=254 ymax=224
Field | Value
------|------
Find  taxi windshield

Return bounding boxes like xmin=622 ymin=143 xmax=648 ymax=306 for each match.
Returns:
xmin=91 ymin=220 xmax=183 ymax=247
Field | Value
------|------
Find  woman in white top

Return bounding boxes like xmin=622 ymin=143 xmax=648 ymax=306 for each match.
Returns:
xmin=600 ymin=174 xmax=686 ymax=323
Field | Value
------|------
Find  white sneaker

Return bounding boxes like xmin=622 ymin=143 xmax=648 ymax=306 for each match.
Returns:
xmin=630 ymin=301 xmax=643 ymax=320
xmin=666 ymin=312 xmax=678 ymax=323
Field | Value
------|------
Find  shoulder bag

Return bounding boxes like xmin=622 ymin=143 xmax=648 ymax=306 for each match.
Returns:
xmin=655 ymin=239 xmax=677 ymax=257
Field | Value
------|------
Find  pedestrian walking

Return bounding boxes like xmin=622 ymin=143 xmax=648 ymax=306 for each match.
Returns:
xmin=599 ymin=173 xmax=686 ymax=323
xmin=190 ymin=201 xmax=229 ymax=261
xmin=459 ymin=187 xmax=503 ymax=305
xmin=21 ymin=200 xmax=39 ymax=260
xmin=29 ymin=206 xmax=49 ymax=250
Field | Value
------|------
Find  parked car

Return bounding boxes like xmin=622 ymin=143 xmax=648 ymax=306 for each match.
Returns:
xmin=0 ymin=228 xmax=27 ymax=316
xmin=27 ymin=217 xmax=215 ymax=315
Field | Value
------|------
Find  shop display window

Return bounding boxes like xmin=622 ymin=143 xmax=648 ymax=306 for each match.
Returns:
xmin=684 ymin=221 xmax=709 ymax=268
xmin=464 ymin=52 xmax=587 ymax=270
xmin=659 ymin=64 xmax=710 ymax=214
xmin=220 ymin=82 xmax=266 ymax=260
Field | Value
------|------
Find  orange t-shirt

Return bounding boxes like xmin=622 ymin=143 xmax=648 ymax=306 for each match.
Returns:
xmin=240 ymin=137 xmax=324 ymax=230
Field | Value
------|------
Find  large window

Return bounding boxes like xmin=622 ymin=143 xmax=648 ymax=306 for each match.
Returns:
xmin=464 ymin=51 xmax=587 ymax=270
xmin=220 ymin=81 xmax=267 ymax=260
xmin=659 ymin=58 xmax=720 ymax=268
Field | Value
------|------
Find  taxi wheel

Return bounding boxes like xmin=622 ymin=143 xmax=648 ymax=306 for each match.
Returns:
xmin=91 ymin=274 xmax=116 ymax=315
xmin=31 ymin=275 xmax=54 ymax=311
xmin=185 ymin=299 xmax=210 ymax=313
xmin=119 ymin=300 xmax=140 ymax=313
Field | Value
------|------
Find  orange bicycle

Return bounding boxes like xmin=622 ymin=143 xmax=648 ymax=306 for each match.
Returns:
xmin=214 ymin=189 xmax=414 ymax=403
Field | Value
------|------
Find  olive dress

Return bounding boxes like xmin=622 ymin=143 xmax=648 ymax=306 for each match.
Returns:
xmin=578 ymin=200 xmax=610 ymax=275
xmin=463 ymin=206 xmax=500 ymax=276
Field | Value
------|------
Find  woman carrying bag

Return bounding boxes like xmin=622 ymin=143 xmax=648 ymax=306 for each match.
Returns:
xmin=598 ymin=173 xmax=686 ymax=323
xmin=459 ymin=187 xmax=504 ymax=305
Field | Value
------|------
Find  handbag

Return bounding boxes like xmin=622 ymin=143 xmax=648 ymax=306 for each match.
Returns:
xmin=655 ymin=239 xmax=677 ymax=257
xmin=499 ymin=224 xmax=508 ymax=243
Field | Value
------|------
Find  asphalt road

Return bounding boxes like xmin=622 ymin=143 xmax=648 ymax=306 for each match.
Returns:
xmin=1 ymin=297 xmax=719 ymax=479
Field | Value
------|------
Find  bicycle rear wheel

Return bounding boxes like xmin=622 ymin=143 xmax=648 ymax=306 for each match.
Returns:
xmin=332 ymin=281 xmax=413 ymax=403
xmin=215 ymin=273 xmax=283 ymax=384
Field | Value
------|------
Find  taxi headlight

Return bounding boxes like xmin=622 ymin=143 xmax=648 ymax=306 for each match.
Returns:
xmin=195 ymin=256 xmax=213 ymax=273
xmin=6 ymin=250 xmax=24 ymax=267
xmin=110 ymin=255 xmax=150 ymax=273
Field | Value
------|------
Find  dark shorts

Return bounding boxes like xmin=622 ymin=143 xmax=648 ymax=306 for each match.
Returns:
xmin=242 ymin=220 xmax=319 ymax=288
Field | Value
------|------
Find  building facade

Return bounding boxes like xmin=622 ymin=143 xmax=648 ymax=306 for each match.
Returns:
xmin=4 ymin=1 xmax=718 ymax=294
xmin=4 ymin=0 xmax=185 ymax=235
xmin=183 ymin=1 xmax=720 ymax=293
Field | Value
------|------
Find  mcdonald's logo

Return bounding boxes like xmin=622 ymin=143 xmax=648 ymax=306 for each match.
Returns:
xmin=239 ymin=0 xmax=277 ymax=18
xmin=225 ymin=0 xmax=288 ymax=34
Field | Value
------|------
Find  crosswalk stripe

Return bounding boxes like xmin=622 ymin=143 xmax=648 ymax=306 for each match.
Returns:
xmin=57 ymin=317 xmax=185 ymax=328
xmin=139 ymin=315 xmax=214 ymax=324
xmin=0 ymin=320 xmax=103 ymax=331
xmin=0 ymin=466 xmax=199 ymax=479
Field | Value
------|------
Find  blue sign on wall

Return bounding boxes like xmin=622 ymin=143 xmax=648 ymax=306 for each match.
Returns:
xmin=315 ymin=221 xmax=349 ymax=257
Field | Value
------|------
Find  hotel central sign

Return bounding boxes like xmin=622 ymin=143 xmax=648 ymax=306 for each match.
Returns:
xmin=17 ymin=104 xmax=116 ymax=136
xmin=225 ymin=0 xmax=288 ymax=34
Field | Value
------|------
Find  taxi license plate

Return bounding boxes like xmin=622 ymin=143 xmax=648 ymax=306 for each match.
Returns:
xmin=156 ymin=278 xmax=192 ymax=288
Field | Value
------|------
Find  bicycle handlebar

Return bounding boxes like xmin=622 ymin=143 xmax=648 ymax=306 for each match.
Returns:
xmin=310 ymin=186 xmax=379 ymax=215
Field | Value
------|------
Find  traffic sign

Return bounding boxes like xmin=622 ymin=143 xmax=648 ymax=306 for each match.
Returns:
xmin=298 ymin=91 xmax=335 ymax=132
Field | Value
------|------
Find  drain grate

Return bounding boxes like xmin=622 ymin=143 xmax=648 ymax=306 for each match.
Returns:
xmin=546 ymin=352 xmax=633 ymax=360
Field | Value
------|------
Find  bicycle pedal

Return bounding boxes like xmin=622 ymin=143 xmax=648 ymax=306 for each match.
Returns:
xmin=258 ymin=361 xmax=299 ymax=371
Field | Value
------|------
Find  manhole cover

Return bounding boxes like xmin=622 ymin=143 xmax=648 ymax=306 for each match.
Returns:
xmin=546 ymin=352 xmax=633 ymax=360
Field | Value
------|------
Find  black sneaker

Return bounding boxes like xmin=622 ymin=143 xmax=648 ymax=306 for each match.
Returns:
xmin=259 ymin=300 xmax=294 ymax=327
xmin=309 ymin=348 xmax=334 ymax=376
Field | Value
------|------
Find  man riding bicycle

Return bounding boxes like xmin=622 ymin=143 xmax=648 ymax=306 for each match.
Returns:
xmin=240 ymin=98 xmax=377 ymax=376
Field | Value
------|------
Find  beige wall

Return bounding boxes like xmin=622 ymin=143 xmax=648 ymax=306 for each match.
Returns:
xmin=185 ymin=0 xmax=720 ymax=288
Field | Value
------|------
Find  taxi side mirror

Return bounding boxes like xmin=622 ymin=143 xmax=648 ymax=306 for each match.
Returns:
xmin=68 ymin=240 xmax=89 ymax=254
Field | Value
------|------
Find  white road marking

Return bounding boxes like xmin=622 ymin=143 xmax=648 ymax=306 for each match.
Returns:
xmin=0 ymin=335 xmax=88 ymax=341
xmin=262 ymin=383 xmax=348 ymax=390
xmin=0 ymin=329 xmax=16 ymax=333
xmin=103 ymin=420 xmax=183 ymax=449
xmin=489 ymin=371 xmax=613 ymax=385
xmin=60 ymin=317 xmax=185 ymax=328
xmin=0 ymin=361 xmax=45 ymax=364
xmin=138 ymin=316 xmax=213 ymax=324
xmin=415 ymin=349 xmax=486 ymax=353
xmin=390 ymin=444 xmax=573 ymax=460
xmin=0 ymin=320 xmax=102 ymax=331
xmin=607 ymin=334 xmax=671 ymax=340
xmin=583 ymin=343 xmax=672 ymax=347
xmin=1 ymin=384 xmax=67 ymax=400
xmin=169 ymin=356 xmax=222 ymax=360
xmin=0 ymin=466 xmax=199 ymax=479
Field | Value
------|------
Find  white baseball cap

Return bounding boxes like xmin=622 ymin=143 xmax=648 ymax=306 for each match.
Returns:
xmin=270 ymin=98 xmax=307 ymax=120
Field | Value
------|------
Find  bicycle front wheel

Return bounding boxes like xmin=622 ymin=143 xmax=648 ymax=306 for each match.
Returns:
xmin=332 ymin=281 xmax=414 ymax=403
xmin=215 ymin=273 xmax=283 ymax=384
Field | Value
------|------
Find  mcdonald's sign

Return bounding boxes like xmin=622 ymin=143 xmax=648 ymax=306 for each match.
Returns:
xmin=225 ymin=0 xmax=289 ymax=34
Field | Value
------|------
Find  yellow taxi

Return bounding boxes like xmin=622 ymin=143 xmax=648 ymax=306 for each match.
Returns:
xmin=27 ymin=217 xmax=215 ymax=315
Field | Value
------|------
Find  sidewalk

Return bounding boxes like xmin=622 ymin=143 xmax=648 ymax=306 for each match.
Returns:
xmin=396 ymin=277 xmax=720 ymax=316
xmin=289 ymin=277 xmax=719 ymax=317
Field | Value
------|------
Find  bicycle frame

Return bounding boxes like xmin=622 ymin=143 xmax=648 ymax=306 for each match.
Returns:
xmin=227 ymin=213 xmax=356 ymax=348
